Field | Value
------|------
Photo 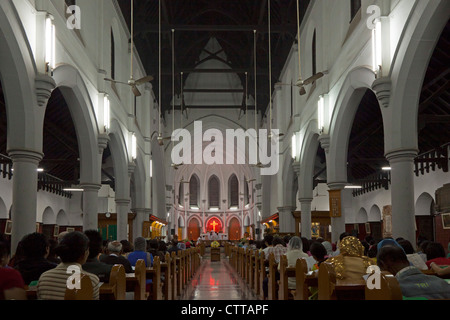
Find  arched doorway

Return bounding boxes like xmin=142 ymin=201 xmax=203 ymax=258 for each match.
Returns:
xmin=188 ymin=217 xmax=201 ymax=241
xmin=228 ymin=217 xmax=241 ymax=241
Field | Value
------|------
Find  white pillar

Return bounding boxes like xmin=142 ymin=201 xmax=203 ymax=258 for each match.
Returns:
xmin=81 ymin=183 xmax=101 ymax=231
xmin=133 ymin=208 xmax=147 ymax=238
xmin=386 ymin=149 xmax=418 ymax=243
xmin=277 ymin=206 xmax=296 ymax=233
xmin=9 ymin=150 xmax=43 ymax=254
xmin=299 ymin=198 xmax=313 ymax=239
xmin=115 ymin=198 xmax=130 ymax=241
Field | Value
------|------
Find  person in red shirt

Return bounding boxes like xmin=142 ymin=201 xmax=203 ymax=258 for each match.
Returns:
xmin=0 ymin=235 xmax=26 ymax=300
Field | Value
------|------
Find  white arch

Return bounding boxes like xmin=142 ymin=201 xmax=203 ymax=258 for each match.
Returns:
xmin=42 ymin=206 xmax=55 ymax=225
xmin=131 ymin=149 xmax=146 ymax=209
xmin=178 ymin=215 xmax=185 ymax=228
xmin=243 ymin=214 xmax=251 ymax=227
xmin=357 ymin=208 xmax=368 ymax=223
xmin=387 ymin=0 xmax=450 ymax=152
xmin=415 ymin=192 xmax=434 ymax=216
xmin=56 ymin=209 xmax=69 ymax=226
xmin=52 ymin=64 xmax=100 ymax=184
xmin=328 ymin=67 xmax=377 ymax=184
xmin=368 ymin=205 xmax=382 ymax=222
xmin=108 ymin=119 xmax=130 ymax=198
xmin=298 ymin=120 xmax=320 ymax=199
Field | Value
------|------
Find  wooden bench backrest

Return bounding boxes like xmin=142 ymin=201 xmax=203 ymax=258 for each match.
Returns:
xmin=171 ymin=251 xmax=178 ymax=298
xmin=318 ymin=262 xmax=336 ymax=300
xmin=254 ymin=250 xmax=260 ymax=295
xmin=365 ymin=271 xmax=403 ymax=300
xmin=64 ymin=273 xmax=93 ymax=300
xmin=267 ymin=252 xmax=278 ymax=300
xmin=295 ymin=258 xmax=310 ymax=300
xmin=259 ymin=251 xmax=266 ymax=300
xmin=109 ymin=264 xmax=126 ymax=300
xmin=278 ymin=254 xmax=289 ymax=300
xmin=134 ymin=259 xmax=146 ymax=300
xmin=152 ymin=255 xmax=162 ymax=300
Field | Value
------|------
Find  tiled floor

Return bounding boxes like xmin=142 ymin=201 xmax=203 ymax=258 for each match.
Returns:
xmin=179 ymin=248 xmax=259 ymax=300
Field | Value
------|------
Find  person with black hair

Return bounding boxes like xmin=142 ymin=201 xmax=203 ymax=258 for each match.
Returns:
xmin=0 ymin=234 xmax=26 ymax=300
xmin=14 ymin=232 xmax=57 ymax=285
xmin=330 ymin=232 xmax=351 ymax=257
xmin=377 ymin=245 xmax=450 ymax=299
xmin=148 ymin=238 xmax=165 ymax=263
xmin=398 ymin=239 xmax=428 ymax=270
xmin=425 ymin=242 xmax=450 ymax=268
xmin=37 ymin=231 xmax=100 ymax=300
xmin=262 ymin=234 xmax=274 ymax=257
xmin=82 ymin=230 xmax=112 ymax=283
xmin=310 ymin=241 xmax=328 ymax=270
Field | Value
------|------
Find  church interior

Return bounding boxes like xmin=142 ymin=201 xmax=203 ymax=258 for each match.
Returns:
xmin=0 ymin=0 xmax=449 ymax=304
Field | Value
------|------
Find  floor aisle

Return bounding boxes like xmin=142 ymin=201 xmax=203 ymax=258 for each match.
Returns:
xmin=179 ymin=248 xmax=259 ymax=300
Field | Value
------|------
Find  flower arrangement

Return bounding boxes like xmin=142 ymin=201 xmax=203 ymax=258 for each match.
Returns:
xmin=211 ymin=241 xmax=220 ymax=248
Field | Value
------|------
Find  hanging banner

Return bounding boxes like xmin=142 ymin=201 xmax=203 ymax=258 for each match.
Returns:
xmin=328 ymin=189 xmax=341 ymax=218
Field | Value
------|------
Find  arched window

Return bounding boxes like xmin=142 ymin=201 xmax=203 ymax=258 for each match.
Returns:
xmin=189 ymin=174 xmax=200 ymax=208
xmin=244 ymin=179 xmax=250 ymax=205
xmin=312 ymin=29 xmax=317 ymax=77
xmin=228 ymin=174 xmax=239 ymax=208
xmin=208 ymin=175 xmax=220 ymax=208
xmin=111 ymin=29 xmax=115 ymax=80
xmin=178 ymin=182 xmax=184 ymax=206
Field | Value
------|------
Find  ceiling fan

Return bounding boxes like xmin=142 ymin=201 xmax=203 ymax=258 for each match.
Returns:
xmin=246 ymin=178 xmax=256 ymax=183
xmin=171 ymin=162 xmax=184 ymax=170
xmin=275 ymin=0 xmax=328 ymax=96
xmin=104 ymin=0 xmax=153 ymax=96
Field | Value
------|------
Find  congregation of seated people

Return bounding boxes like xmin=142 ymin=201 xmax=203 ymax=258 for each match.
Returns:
xmin=0 ymin=231 xmax=197 ymax=300
xmin=234 ymin=232 xmax=450 ymax=300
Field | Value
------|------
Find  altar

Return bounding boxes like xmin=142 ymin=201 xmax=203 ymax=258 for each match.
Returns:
xmin=200 ymin=233 xmax=228 ymax=241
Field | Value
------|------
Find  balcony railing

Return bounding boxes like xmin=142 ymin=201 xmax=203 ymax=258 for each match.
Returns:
xmin=414 ymin=143 xmax=449 ymax=177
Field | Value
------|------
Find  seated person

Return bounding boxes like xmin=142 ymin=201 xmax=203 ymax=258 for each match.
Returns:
xmin=325 ymin=236 xmax=375 ymax=281
xmin=147 ymin=239 xmax=165 ymax=263
xmin=14 ymin=232 xmax=57 ymax=285
xmin=128 ymin=237 xmax=153 ymax=267
xmin=282 ymin=236 xmax=309 ymax=290
xmin=424 ymin=242 xmax=450 ymax=269
xmin=37 ymin=231 xmax=100 ymax=300
xmin=430 ymin=263 xmax=450 ymax=277
xmin=377 ymin=245 xmax=450 ymax=299
xmin=82 ymin=230 xmax=112 ymax=283
xmin=100 ymin=241 xmax=133 ymax=273
xmin=0 ymin=235 xmax=26 ymax=300
xmin=398 ymin=239 xmax=428 ymax=270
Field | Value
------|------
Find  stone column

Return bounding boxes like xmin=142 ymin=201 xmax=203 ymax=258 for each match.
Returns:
xmin=277 ymin=206 xmax=296 ymax=234
xmin=385 ymin=149 xmax=418 ymax=243
xmin=9 ymin=150 xmax=43 ymax=254
xmin=81 ymin=183 xmax=102 ymax=231
xmin=299 ymin=198 xmax=313 ymax=239
xmin=327 ymin=182 xmax=347 ymax=244
xmin=115 ymin=198 xmax=130 ymax=242
xmin=133 ymin=208 xmax=147 ymax=238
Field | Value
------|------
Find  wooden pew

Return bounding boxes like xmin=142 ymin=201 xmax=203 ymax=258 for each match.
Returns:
xmin=259 ymin=251 xmax=266 ymax=300
xmin=267 ymin=252 xmax=278 ymax=300
xmin=253 ymin=250 xmax=260 ymax=296
xmin=162 ymin=253 xmax=172 ymax=300
xmin=365 ymin=271 xmax=403 ymax=300
xmin=171 ymin=251 xmax=178 ymax=299
xmin=124 ymin=259 xmax=146 ymax=300
xmin=248 ymin=249 xmax=254 ymax=290
xmin=177 ymin=250 xmax=184 ymax=294
xmin=294 ymin=258 xmax=317 ymax=300
xmin=146 ymin=255 xmax=162 ymax=300
xmin=64 ymin=273 xmax=93 ymax=300
xmin=318 ymin=262 xmax=366 ymax=300
xmin=278 ymin=254 xmax=292 ymax=300
xmin=100 ymin=264 xmax=126 ymax=300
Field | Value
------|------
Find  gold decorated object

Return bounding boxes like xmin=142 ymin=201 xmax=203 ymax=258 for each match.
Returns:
xmin=326 ymin=236 xmax=375 ymax=280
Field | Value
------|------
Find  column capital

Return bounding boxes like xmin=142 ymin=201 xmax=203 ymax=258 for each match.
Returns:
xmin=35 ymin=74 xmax=56 ymax=107
xmin=8 ymin=149 xmax=44 ymax=164
xmin=98 ymin=133 xmax=110 ymax=154
xmin=371 ymin=77 xmax=391 ymax=108
xmin=327 ymin=181 xmax=347 ymax=191
xmin=115 ymin=198 xmax=131 ymax=205
xmin=385 ymin=148 xmax=418 ymax=163
xmin=277 ymin=206 xmax=296 ymax=213
xmin=128 ymin=162 xmax=136 ymax=176
xmin=79 ymin=183 xmax=102 ymax=192
xmin=132 ymin=207 xmax=147 ymax=213
xmin=299 ymin=198 xmax=313 ymax=204
xmin=318 ymin=134 xmax=330 ymax=153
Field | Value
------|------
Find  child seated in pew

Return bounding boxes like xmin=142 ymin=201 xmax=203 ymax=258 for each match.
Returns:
xmin=377 ymin=245 xmax=450 ymax=299
xmin=37 ymin=231 xmax=100 ymax=300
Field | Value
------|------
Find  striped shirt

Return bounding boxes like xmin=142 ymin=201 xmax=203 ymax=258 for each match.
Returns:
xmin=37 ymin=263 xmax=100 ymax=300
